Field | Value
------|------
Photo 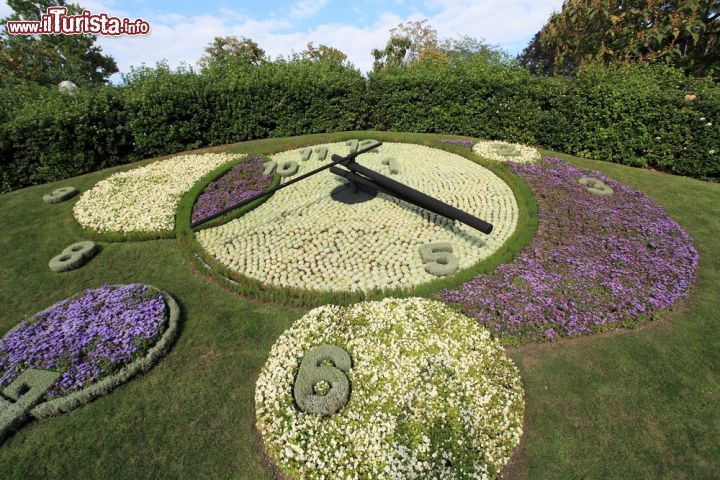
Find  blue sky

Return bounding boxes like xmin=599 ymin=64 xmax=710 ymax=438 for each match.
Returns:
xmin=1 ymin=0 xmax=564 ymax=80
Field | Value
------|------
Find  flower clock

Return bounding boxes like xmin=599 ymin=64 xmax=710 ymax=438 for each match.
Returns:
xmin=195 ymin=141 xmax=519 ymax=293
xmin=255 ymin=297 xmax=524 ymax=480
xmin=0 ymin=284 xmax=180 ymax=442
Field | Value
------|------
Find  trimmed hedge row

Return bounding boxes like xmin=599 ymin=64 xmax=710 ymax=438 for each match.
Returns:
xmin=1 ymin=61 xmax=718 ymax=192
xmin=1 ymin=62 xmax=367 ymax=193
xmin=367 ymin=62 xmax=719 ymax=180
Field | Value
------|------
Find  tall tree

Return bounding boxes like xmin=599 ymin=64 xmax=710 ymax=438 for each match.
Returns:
xmin=0 ymin=0 xmax=118 ymax=86
xmin=371 ymin=20 xmax=448 ymax=71
xmin=299 ymin=42 xmax=348 ymax=65
xmin=198 ymin=36 xmax=267 ymax=70
xmin=518 ymin=0 xmax=720 ymax=77
xmin=440 ymin=35 xmax=512 ymax=65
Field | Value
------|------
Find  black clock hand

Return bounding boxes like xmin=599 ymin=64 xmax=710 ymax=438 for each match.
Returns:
xmin=331 ymin=158 xmax=494 ymax=235
xmin=190 ymin=141 xmax=384 ymax=228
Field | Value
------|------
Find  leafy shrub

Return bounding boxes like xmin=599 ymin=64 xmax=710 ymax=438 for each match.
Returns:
xmin=0 ymin=85 xmax=131 ymax=192
xmin=203 ymin=61 xmax=367 ymax=146
xmin=368 ymin=61 xmax=719 ymax=180
xmin=123 ymin=63 xmax=212 ymax=157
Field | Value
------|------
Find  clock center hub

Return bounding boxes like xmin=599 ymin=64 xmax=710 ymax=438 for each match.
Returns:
xmin=330 ymin=182 xmax=378 ymax=205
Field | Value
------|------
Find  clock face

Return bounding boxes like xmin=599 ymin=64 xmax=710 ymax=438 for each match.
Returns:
xmin=195 ymin=141 xmax=519 ymax=293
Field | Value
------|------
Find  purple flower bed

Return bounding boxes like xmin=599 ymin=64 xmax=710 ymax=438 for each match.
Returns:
xmin=439 ymin=138 xmax=474 ymax=148
xmin=191 ymin=155 xmax=273 ymax=224
xmin=0 ymin=284 xmax=167 ymax=399
xmin=439 ymin=157 xmax=698 ymax=342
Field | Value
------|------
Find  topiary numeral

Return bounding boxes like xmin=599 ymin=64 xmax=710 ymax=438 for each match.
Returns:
xmin=419 ymin=242 xmax=459 ymax=276
xmin=358 ymin=139 xmax=380 ymax=153
xmin=1 ymin=369 xmax=61 ymax=442
xmin=48 ymin=240 xmax=98 ymax=272
xmin=492 ymin=143 xmax=521 ymax=157
xmin=578 ymin=177 xmax=613 ymax=196
xmin=382 ymin=157 xmax=400 ymax=174
xmin=263 ymin=161 xmax=277 ymax=176
xmin=276 ymin=161 xmax=299 ymax=177
xmin=42 ymin=187 xmax=78 ymax=204
xmin=345 ymin=139 xmax=359 ymax=153
xmin=293 ymin=345 xmax=351 ymax=416
xmin=314 ymin=147 xmax=328 ymax=160
xmin=300 ymin=148 xmax=313 ymax=161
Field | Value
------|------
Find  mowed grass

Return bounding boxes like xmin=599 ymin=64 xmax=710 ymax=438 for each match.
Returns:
xmin=0 ymin=132 xmax=718 ymax=479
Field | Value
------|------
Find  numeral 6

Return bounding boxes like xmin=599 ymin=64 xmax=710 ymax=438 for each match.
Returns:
xmin=293 ymin=345 xmax=352 ymax=416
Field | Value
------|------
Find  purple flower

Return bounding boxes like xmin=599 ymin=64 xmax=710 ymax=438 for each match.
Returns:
xmin=0 ymin=284 xmax=167 ymax=399
xmin=191 ymin=156 xmax=273 ymax=223
xmin=439 ymin=139 xmax=474 ymax=148
xmin=438 ymin=157 xmax=698 ymax=342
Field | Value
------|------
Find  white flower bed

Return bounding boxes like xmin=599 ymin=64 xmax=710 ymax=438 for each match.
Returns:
xmin=472 ymin=140 xmax=541 ymax=164
xmin=196 ymin=142 xmax=519 ymax=292
xmin=74 ymin=153 xmax=236 ymax=233
xmin=255 ymin=297 xmax=525 ymax=479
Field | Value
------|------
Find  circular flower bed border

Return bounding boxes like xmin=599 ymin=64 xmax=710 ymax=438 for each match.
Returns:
xmin=1 ymin=286 xmax=180 ymax=419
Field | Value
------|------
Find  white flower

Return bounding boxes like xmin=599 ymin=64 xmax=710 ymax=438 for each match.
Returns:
xmin=472 ymin=140 xmax=541 ymax=164
xmin=706 ymin=122 xmax=713 ymax=127
xmin=255 ymin=298 xmax=525 ymax=479
xmin=196 ymin=142 xmax=519 ymax=292
xmin=74 ymin=153 xmax=236 ymax=234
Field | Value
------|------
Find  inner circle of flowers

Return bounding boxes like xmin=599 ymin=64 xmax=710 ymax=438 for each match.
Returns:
xmin=74 ymin=153 xmax=238 ymax=234
xmin=472 ymin=140 xmax=541 ymax=164
xmin=255 ymin=297 xmax=524 ymax=480
xmin=196 ymin=142 xmax=519 ymax=293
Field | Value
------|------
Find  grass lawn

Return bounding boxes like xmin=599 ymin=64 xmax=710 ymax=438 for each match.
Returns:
xmin=0 ymin=132 xmax=718 ymax=479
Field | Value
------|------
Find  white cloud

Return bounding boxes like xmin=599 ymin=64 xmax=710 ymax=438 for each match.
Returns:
xmin=0 ymin=1 xmax=12 ymax=19
xmin=95 ymin=7 xmax=404 ymax=76
xmin=290 ymin=0 xmax=331 ymax=19
xmin=425 ymin=0 xmax=561 ymax=46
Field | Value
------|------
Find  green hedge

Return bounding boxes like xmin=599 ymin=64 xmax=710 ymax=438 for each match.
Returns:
xmin=1 ymin=61 xmax=718 ymax=193
xmin=367 ymin=62 xmax=719 ymax=180
xmin=0 ymin=85 xmax=132 ymax=193
xmin=203 ymin=61 xmax=368 ymax=146
xmin=1 ymin=62 xmax=367 ymax=192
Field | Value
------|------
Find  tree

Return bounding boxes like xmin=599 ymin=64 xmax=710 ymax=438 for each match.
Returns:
xmin=198 ymin=36 xmax=267 ymax=70
xmin=371 ymin=20 xmax=448 ymax=71
xmin=299 ymin=42 xmax=348 ymax=65
xmin=0 ymin=0 xmax=118 ymax=86
xmin=518 ymin=0 xmax=720 ymax=78
xmin=440 ymin=35 xmax=513 ymax=65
